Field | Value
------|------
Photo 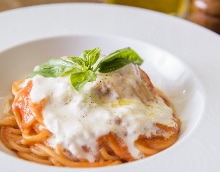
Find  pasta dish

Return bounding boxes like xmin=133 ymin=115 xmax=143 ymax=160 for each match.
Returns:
xmin=0 ymin=48 xmax=180 ymax=167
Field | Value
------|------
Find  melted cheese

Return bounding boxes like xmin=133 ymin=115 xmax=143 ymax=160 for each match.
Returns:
xmin=22 ymin=64 xmax=175 ymax=162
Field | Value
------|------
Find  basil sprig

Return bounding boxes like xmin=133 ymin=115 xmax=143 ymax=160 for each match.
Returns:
xmin=28 ymin=47 xmax=143 ymax=91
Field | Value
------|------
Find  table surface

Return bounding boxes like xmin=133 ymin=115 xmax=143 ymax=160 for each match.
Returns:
xmin=0 ymin=1 xmax=219 ymax=35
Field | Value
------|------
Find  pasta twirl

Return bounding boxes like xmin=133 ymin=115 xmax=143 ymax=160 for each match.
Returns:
xmin=0 ymin=49 xmax=180 ymax=167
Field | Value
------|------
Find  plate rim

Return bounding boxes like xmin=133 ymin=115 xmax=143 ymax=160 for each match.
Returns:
xmin=0 ymin=3 xmax=220 ymax=172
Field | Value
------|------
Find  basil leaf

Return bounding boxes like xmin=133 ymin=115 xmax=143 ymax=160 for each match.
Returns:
xmin=98 ymin=58 xmax=131 ymax=73
xmin=80 ymin=50 xmax=90 ymax=62
xmin=68 ymin=57 xmax=85 ymax=68
xmin=95 ymin=47 xmax=143 ymax=72
xmin=70 ymin=70 xmax=97 ymax=91
xmin=88 ymin=47 xmax=101 ymax=67
xmin=79 ymin=48 xmax=100 ymax=70
xmin=28 ymin=58 xmax=79 ymax=78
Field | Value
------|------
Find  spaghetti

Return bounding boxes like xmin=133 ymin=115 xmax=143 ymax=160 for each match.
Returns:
xmin=0 ymin=63 xmax=180 ymax=167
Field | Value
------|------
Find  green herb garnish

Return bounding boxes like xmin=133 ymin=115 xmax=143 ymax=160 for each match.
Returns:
xmin=28 ymin=47 xmax=143 ymax=91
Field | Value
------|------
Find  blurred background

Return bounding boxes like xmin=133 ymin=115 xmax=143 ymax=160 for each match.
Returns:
xmin=0 ymin=0 xmax=219 ymax=34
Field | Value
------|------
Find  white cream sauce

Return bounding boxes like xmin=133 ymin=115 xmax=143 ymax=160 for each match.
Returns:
xmin=22 ymin=64 xmax=176 ymax=162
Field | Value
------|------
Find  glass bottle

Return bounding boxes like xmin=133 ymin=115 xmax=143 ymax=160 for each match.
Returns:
xmin=106 ymin=0 xmax=190 ymax=18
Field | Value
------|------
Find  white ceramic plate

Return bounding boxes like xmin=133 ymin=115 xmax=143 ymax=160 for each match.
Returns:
xmin=0 ymin=3 xmax=220 ymax=172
